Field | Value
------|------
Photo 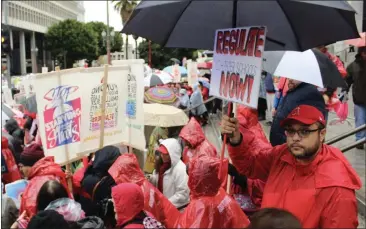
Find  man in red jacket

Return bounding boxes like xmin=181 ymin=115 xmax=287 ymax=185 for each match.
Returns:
xmin=221 ymin=105 xmax=361 ymax=228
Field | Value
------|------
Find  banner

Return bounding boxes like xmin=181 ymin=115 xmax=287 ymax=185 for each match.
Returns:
xmin=210 ymin=26 xmax=267 ymax=108
xmin=187 ymin=60 xmax=198 ymax=86
xmin=34 ymin=62 xmax=146 ymax=164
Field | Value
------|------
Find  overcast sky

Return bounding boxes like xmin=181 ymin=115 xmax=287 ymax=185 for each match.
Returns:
xmin=84 ymin=1 xmax=123 ymax=31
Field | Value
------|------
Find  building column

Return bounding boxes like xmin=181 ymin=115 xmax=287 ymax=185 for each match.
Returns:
xmin=19 ymin=31 xmax=26 ymax=75
xmin=31 ymin=31 xmax=38 ymax=73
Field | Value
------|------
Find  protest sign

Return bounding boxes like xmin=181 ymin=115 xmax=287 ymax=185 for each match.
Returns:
xmin=187 ymin=60 xmax=198 ymax=86
xmin=210 ymin=26 xmax=267 ymax=108
xmin=172 ymin=64 xmax=181 ymax=83
xmin=34 ymin=62 xmax=145 ymax=165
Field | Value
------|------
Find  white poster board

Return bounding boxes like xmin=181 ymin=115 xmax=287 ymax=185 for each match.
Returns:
xmin=34 ymin=61 xmax=146 ymax=164
xmin=210 ymin=26 xmax=267 ymax=108
xmin=172 ymin=64 xmax=181 ymax=83
xmin=187 ymin=60 xmax=198 ymax=86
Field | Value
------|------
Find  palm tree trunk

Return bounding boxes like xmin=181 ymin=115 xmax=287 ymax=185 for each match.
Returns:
xmin=125 ymin=35 xmax=129 ymax=59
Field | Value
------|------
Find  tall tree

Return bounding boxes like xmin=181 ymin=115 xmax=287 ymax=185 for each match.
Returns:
xmin=45 ymin=19 xmax=98 ymax=68
xmin=112 ymin=0 xmax=138 ymax=60
xmin=138 ymin=40 xmax=197 ymax=69
xmin=86 ymin=21 xmax=123 ymax=56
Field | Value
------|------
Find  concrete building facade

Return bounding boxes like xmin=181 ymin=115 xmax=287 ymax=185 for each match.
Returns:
xmin=1 ymin=1 xmax=85 ymax=75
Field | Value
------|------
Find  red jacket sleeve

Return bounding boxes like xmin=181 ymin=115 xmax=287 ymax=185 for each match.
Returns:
xmin=227 ymin=127 xmax=276 ymax=181
xmin=320 ymin=187 xmax=359 ymax=228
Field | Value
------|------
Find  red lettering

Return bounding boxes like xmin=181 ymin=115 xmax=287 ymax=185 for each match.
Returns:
xmin=229 ymin=73 xmax=237 ymax=98
xmin=223 ymin=31 xmax=230 ymax=54
xmin=229 ymin=30 xmax=238 ymax=55
xmin=246 ymin=27 xmax=259 ymax=57
xmin=219 ymin=71 xmax=227 ymax=97
xmin=255 ymin=27 xmax=265 ymax=58
xmin=238 ymin=29 xmax=247 ymax=56
xmin=216 ymin=31 xmax=224 ymax=54
xmin=236 ymin=75 xmax=248 ymax=101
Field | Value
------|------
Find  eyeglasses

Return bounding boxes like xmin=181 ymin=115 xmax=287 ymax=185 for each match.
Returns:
xmin=284 ymin=128 xmax=322 ymax=138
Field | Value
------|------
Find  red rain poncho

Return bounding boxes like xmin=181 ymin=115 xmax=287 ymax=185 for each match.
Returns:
xmin=108 ymin=154 xmax=180 ymax=228
xmin=112 ymin=183 xmax=145 ymax=228
xmin=228 ymin=127 xmax=362 ymax=228
xmin=1 ymin=137 xmax=21 ymax=184
xmin=179 ymin=118 xmax=217 ymax=165
xmin=176 ymin=155 xmax=250 ymax=228
xmin=20 ymin=156 xmax=71 ymax=218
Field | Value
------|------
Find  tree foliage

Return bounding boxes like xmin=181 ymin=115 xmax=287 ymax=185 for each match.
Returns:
xmin=86 ymin=21 xmax=123 ymax=55
xmin=138 ymin=40 xmax=197 ymax=69
xmin=45 ymin=19 xmax=98 ymax=68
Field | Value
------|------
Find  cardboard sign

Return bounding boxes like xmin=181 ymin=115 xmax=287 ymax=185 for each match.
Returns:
xmin=34 ymin=62 xmax=146 ymax=164
xmin=210 ymin=26 xmax=267 ymax=108
xmin=187 ymin=60 xmax=198 ymax=86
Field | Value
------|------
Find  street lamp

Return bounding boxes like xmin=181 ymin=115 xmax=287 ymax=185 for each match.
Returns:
xmin=101 ymin=30 xmax=116 ymax=64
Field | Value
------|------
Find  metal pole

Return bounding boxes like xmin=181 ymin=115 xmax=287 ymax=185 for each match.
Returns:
xmin=340 ymin=138 xmax=366 ymax=153
xmin=3 ymin=1 xmax=11 ymax=87
xmin=325 ymin=124 xmax=366 ymax=145
xmin=106 ymin=1 xmax=111 ymax=65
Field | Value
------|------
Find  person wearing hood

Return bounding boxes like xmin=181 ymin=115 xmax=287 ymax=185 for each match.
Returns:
xmin=1 ymin=137 xmax=22 ymax=184
xmin=2 ymin=131 xmax=23 ymax=164
xmin=179 ymin=117 xmax=217 ymax=165
xmin=81 ymin=146 xmax=120 ymax=200
xmin=112 ymin=183 xmax=165 ymax=229
xmin=108 ymin=153 xmax=180 ymax=228
xmin=78 ymin=146 xmax=120 ymax=217
xmin=221 ymin=105 xmax=362 ymax=228
xmin=189 ymin=82 xmax=208 ymax=124
xmin=345 ymin=47 xmax=366 ymax=149
xmin=5 ymin=118 xmax=25 ymax=145
xmin=19 ymin=144 xmax=71 ymax=219
xmin=178 ymin=88 xmax=189 ymax=109
xmin=148 ymin=138 xmax=190 ymax=210
xmin=176 ymin=155 xmax=250 ymax=228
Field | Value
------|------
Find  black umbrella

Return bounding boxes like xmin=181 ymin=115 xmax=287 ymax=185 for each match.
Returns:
xmin=122 ymin=0 xmax=359 ymax=51
xmin=263 ymin=49 xmax=347 ymax=88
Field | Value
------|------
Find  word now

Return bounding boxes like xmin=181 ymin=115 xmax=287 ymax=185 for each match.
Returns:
xmin=216 ymin=27 xmax=265 ymax=58
xmin=219 ymin=71 xmax=254 ymax=104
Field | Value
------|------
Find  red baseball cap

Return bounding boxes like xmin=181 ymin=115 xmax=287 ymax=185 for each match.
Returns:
xmin=157 ymin=145 xmax=169 ymax=155
xmin=280 ymin=105 xmax=326 ymax=127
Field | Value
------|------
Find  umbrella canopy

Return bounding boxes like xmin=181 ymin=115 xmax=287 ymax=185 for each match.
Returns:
xmin=262 ymin=49 xmax=347 ymax=88
xmin=122 ymin=1 xmax=359 ymax=51
xmin=143 ymin=103 xmax=189 ymax=127
xmin=163 ymin=65 xmax=188 ymax=75
xmin=2 ymin=111 xmax=10 ymax=121
xmin=144 ymin=64 xmax=153 ymax=77
xmin=144 ymin=87 xmax=178 ymax=105
xmin=144 ymin=70 xmax=173 ymax=87
xmin=345 ymin=32 xmax=366 ymax=47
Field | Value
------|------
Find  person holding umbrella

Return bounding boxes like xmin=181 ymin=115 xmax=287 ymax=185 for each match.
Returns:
xmin=221 ymin=104 xmax=361 ymax=228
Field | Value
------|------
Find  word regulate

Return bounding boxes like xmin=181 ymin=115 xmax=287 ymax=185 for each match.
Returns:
xmin=215 ymin=27 xmax=265 ymax=58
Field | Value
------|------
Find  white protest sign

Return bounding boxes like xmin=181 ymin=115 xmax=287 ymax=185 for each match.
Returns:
xmin=34 ymin=68 xmax=83 ymax=164
xmin=172 ymin=64 xmax=181 ymax=83
xmin=34 ymin=62 xmax=146 ymax=165
xmin=187 ymin=60 xmax=198 ymax=86
xmin=210 ymin=26 xmax=266 ymax=108
xmin=2 ymin=87 xmax=14 ymax=105
xmin=80 ymin=63 xmax=145 ymax=153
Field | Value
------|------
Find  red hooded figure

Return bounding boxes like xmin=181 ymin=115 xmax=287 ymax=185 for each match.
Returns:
xmin=20 ymin=149 xmax=70 ymax=218
xmin=108 ymin=154 xmax=180 ymax=228
xmin=1 ymin=137 xmax=22 ymax=184
xmin=176 ymin=155 xmax=250 ymax=228
xmin=179 ymin=118 xmax=217 ymax=165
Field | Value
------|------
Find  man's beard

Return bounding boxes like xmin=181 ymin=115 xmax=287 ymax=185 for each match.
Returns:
xmin=289 ymin=139 xmax=321 ymax=160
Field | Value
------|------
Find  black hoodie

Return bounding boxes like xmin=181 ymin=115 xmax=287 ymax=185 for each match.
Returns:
xmin=346 ymin=50 xmax=366 ymax=105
